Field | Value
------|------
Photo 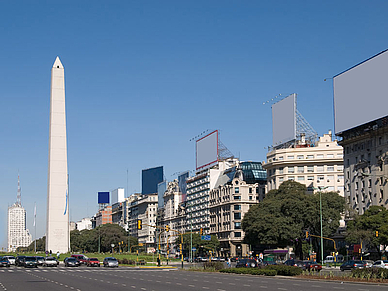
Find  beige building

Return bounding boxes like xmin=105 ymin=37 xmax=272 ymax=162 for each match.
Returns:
xmin=263 ymin=131 xmax=344 ymax=196
xmin=209 ymin=161 xmax=267 ymax=257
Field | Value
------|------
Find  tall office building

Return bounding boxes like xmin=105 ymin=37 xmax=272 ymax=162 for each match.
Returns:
xmin=46 ymin=57 xmax=69 ymax=253
xmin=8 ymin=174 xmax=32 ymax=252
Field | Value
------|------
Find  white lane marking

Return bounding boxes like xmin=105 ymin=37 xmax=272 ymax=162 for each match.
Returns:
xmin=189 ymin=285 xmax=195 ymax=287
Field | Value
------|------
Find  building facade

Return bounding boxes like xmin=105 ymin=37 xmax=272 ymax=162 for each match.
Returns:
xmin=209 ymin=161 xmax=267 ymax=257
xmin=264 ymin=131 xmax=344 ymax=196
xmin=8 ymin=203 xmax=32 ymax=252
xmin=339 ymin=117 xmax=388 ymax=215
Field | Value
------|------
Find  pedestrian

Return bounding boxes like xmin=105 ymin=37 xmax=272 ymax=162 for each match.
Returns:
xmin=56 ymin=251 xmax=60 ymax=260
xmin=157 ymin=257 xmax=160 ymax=267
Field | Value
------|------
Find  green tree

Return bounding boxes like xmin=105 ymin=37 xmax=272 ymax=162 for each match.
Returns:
xmin=242 ymin=181 xmax=344 ymax=260
xmin=346 ymin=206 xmax=388 ymax=256
xmin=27 ymin=236 xmax=46 ymax=252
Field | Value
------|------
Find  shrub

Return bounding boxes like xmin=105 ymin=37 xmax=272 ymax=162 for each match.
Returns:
xmin=219 ymin=268 xmax=277 ymax=276
xmin=264 ymin=265 xmax=302 ymax=276
xmin=203 ymin=262 xmax=224 ymax=271
xmin=351 ymin=268 xmax=388 ymax=280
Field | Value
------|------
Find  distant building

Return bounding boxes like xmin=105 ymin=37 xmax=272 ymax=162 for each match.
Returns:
xmin=95 ymin=206 xmax=112 ymax=227
xmin=111 ymin=188 xmax=125 ymax=205
xmin=263 ymin=131 xmax=344 ymax=196
xmin=7 ymin=174 xmax=32 ymax=252
xmin=76 ymin=218 xmax=92 ymax=231
xmin=142 ymin=166 xmax=163 ymax=195
xmin=209 ymin=161 xmax=267 ymax=257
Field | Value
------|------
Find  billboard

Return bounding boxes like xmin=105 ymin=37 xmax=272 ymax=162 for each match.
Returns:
xmin=157 ymin=181 xmax=167 ymax=208
xmin=142 ymin=166 xmax=164 ymax=195
xmin=272 ymin=93 xmax=296 ymax=146
xmin=98 ymin=192 xmax=109 ymax=204
xmin=178 ymin=171 xmax=189 ymax=202
xmin=111 ymin=188 xmax=125 ymax=205
xmin=334 ymin=49 xmax=388 ymax=135
xmin=196 ymin=130 xmax=218 ymax=170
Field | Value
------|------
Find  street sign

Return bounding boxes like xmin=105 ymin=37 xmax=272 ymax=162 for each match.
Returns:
xmin=192 ymin=247 xmax=196 ymax=251
xmin=201 ymin=235 xmax=211 ymax=241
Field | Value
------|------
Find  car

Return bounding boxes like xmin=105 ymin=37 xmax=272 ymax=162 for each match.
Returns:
xmin=284 ymin=259 xmax=306 ymax=270
xmin=3 ymin=256 xmax=15 ymax=265
xmin=364 ymin=260 xmax=374 ymax=268
xmin=71 ymin=254 xmax=88 ymax=265
xmin=303 ymin=261 xmax=322 ymax=272
xmin=64 ymin=257 xmax=80 ymax=267
xmin=103 ymin=257 xmax=119 ymax=268
xmin=86 ymin=258 xmax=100 ymax=267
xmin=24 ymin=256 xmax=38 ymax=268
xmin=236 ymin=258 xmax=258 ymax=268
xmin=0 ymin=257 xmax=10 ymax=267
xmin=35 ymin=256 xmax=45 ymax=266
xmin=43 ymin=257 xmax=59 ymax=267
xmin=372 ymin=260 xmax=388 ymax=269
xmin=340 ymin=260 xmax=366 ymax=271
xmin=15 ymin=255 xmax=26 ymax=267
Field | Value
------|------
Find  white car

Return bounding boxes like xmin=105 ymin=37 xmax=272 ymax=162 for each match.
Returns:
xmin=372 ymin=260 xmax=388 ymax=269
xmin=43 ymin=257 xmax=59 ymax=267
xmin=3 ymin=256 xmax=15 ymax=265
xmin=103 ymin=257 xmax=118 ymax=268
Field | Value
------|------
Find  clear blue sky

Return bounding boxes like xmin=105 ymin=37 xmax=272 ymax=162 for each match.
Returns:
xmin=1 ymin=0 xmax=387 ymax=249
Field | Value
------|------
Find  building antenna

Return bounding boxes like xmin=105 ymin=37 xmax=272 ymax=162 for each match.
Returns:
xmin=17 ymin=171 xmax=21 ymax=206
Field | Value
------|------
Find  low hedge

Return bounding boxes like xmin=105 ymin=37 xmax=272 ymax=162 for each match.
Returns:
xmin=351 ymin=268 xmax=388 ymax=279
xmin=117 ymin=258 xmax=136 ymax=265
xmin=220 ymin=268 xmax=277 ymax=276
xmin=203 ymin=262 xmax=225 ymax=271
xmin=263 ymin=265 xmax=303 ymax=276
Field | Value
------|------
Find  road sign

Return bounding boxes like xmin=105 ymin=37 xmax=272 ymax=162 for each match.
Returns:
xmin=201 ymin=235 xmax=211 ymax=241
xmin=192 ymin=247 xmax=196 ymax=251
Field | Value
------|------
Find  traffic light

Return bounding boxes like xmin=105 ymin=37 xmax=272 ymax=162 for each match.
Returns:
xmin=165 ymin=225 xmax=169 ymax=232
xmin=200 ymin=228 xmax=203 ymax=235
xmin=137 ymin=219 xmax=142 ymax=230
xmin=306 ymin=231 xmax=309 ymax=238
xmin=376 ymin=231 xmax=379 ymax=237
xmin=179 ymin=244 xmax=182 ymax=254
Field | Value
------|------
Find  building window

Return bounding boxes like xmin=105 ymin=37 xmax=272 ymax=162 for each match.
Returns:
xmin=279 ymin=177 xmax=284 ymax=183
xmin=234 ymin=196 xmax=241 ymax=200
xmin=297 ymin=176 xmax=305 ymax=181
xmin=307 ymin=176 xmax=314 ymax=181
xmin=288 ymin=176 xmax=295 ymax=181
xmin=337 ymin=165 xmax=344 ymax=171
xmin=317 ymin=154 xmax=324 ymax=159
xmin=307 ymin=155 xmax=314 ymax=159
xmin=278 ymin=156 xmax=284 ymax=160
xmin=298 ymin=166 xmax=304 ymax=173
xmin=327 ymin=166 xmax=334 ymax=171
xmin=327 ymin=154 xmax=334 ymax=158
xmin=307 ymin=166 xmax=314 ymax=172
xmin=249 ymin=196 xmax=253 ymax=200
xmin=234 ymin=212 xmax=241 ymax=219
xmin=318 ymin=176 xmax=324 ymax=181
xmin=279 ymin=167 xmax=284 ymax=174
xmin=317 ymin=166 xmax=324 ymax=172
xmin=327 ymin=175 xmax=334 ymax=181
xmin=288 ymin=167 xmax=295 ymax=173
xmin=234 ymin=205 xmax=241 ymax=210
xmin=338 ymin=175 xmax=344 ymax=180
xmin=338 ymin=153 xmax=343 ymax=158
xmin=297 ymin=155 xmax=304 ymax=159
xmin=234 ymin=222 xmax=241 ymax=229
xmin=287 ymin=155 xmax=294 ymax=160
xmin=235 ymin=232 xmax=242 ymax=238
xmin=327 ymin=186 xmax=335 ymax=191
xmin=235 ymin=187 xmax=239 ymax=194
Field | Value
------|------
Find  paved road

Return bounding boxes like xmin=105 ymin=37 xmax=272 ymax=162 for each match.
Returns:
xmin=0 ymin=266 xmax=387 ymax=291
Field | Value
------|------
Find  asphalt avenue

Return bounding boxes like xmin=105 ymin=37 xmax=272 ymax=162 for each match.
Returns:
xmin=0 ymin=266 xmax=387 ymax=291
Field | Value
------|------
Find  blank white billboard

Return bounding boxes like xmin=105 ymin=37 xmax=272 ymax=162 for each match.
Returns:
xmin=272 ymin=94 xmax=296 ymax=146
xmin=196 ymin=130 xmax=218 ymax=170
xmin=334 ymin=49 xmax=388 ymax=135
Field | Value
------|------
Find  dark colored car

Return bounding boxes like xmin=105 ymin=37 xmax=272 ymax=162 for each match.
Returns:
xmin=24 ymin=256 xmax=38 ymax=268
xmin=64 ymin=257 xmax=80 ymax=267
xmin=284 ymin=259 xmax=306 ymax=270
xmin=15 ymin=256 xmax=26 ymax=267
xmin=87 ymin=258 xmax=100 ymax=267
xmin=0 ymin=257 xmax=10 ymax=267
xmin=71 ymin=254 xmax=88 ymax=265
xmin=340 ymin=260 xmax=366 ymax=271
xmin=236 ymin=258 xmax=258 ymax=268
xmin=303 ymin=261 xmax=322 ymax=272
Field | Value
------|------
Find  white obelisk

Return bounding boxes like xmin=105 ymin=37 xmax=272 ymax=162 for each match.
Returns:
xmin=46 ymin=56 xmax=69 ymax=253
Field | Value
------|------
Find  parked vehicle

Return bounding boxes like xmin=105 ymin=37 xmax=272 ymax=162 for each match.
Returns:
xmin=0 ymin=257 xmax=10 ymax=267
xmin=3 ymin=256 xmax=15 ymax=265
xmin=303 ymin=261 xmax=322 ymax=271
xmin=284 ymin=259 xmax=306 ymax=270
xmin=35 ymin=256 xmax=45 ymax=266
xmin=71 ymin=254 xmax=88 ymax=265
xmin=364 ymin=260 xmax=374 ymax=268
xmin=236 ymin=258 xmax=258 ymax=268
xmin=24 ymin=256 xmax=38 ymax=268
xmin=64 ymin=257 xmax=80 ymax=267
xmin=87 ymin=258 xmax=100 ymax=267
xmin=323 ymin=255 xmax=344 ymax=263
xmin=372 ymin=260 xmax=388 ymax=269
xmin=340 ymin=260 xmax=366 ymax=271
xmin=43 ymin=257 xmax=59 ymax=267
xmin=15 ymin=256 xmax=26 ymax=267
xmin=103 ymin=257 xmax=119 ymax=268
